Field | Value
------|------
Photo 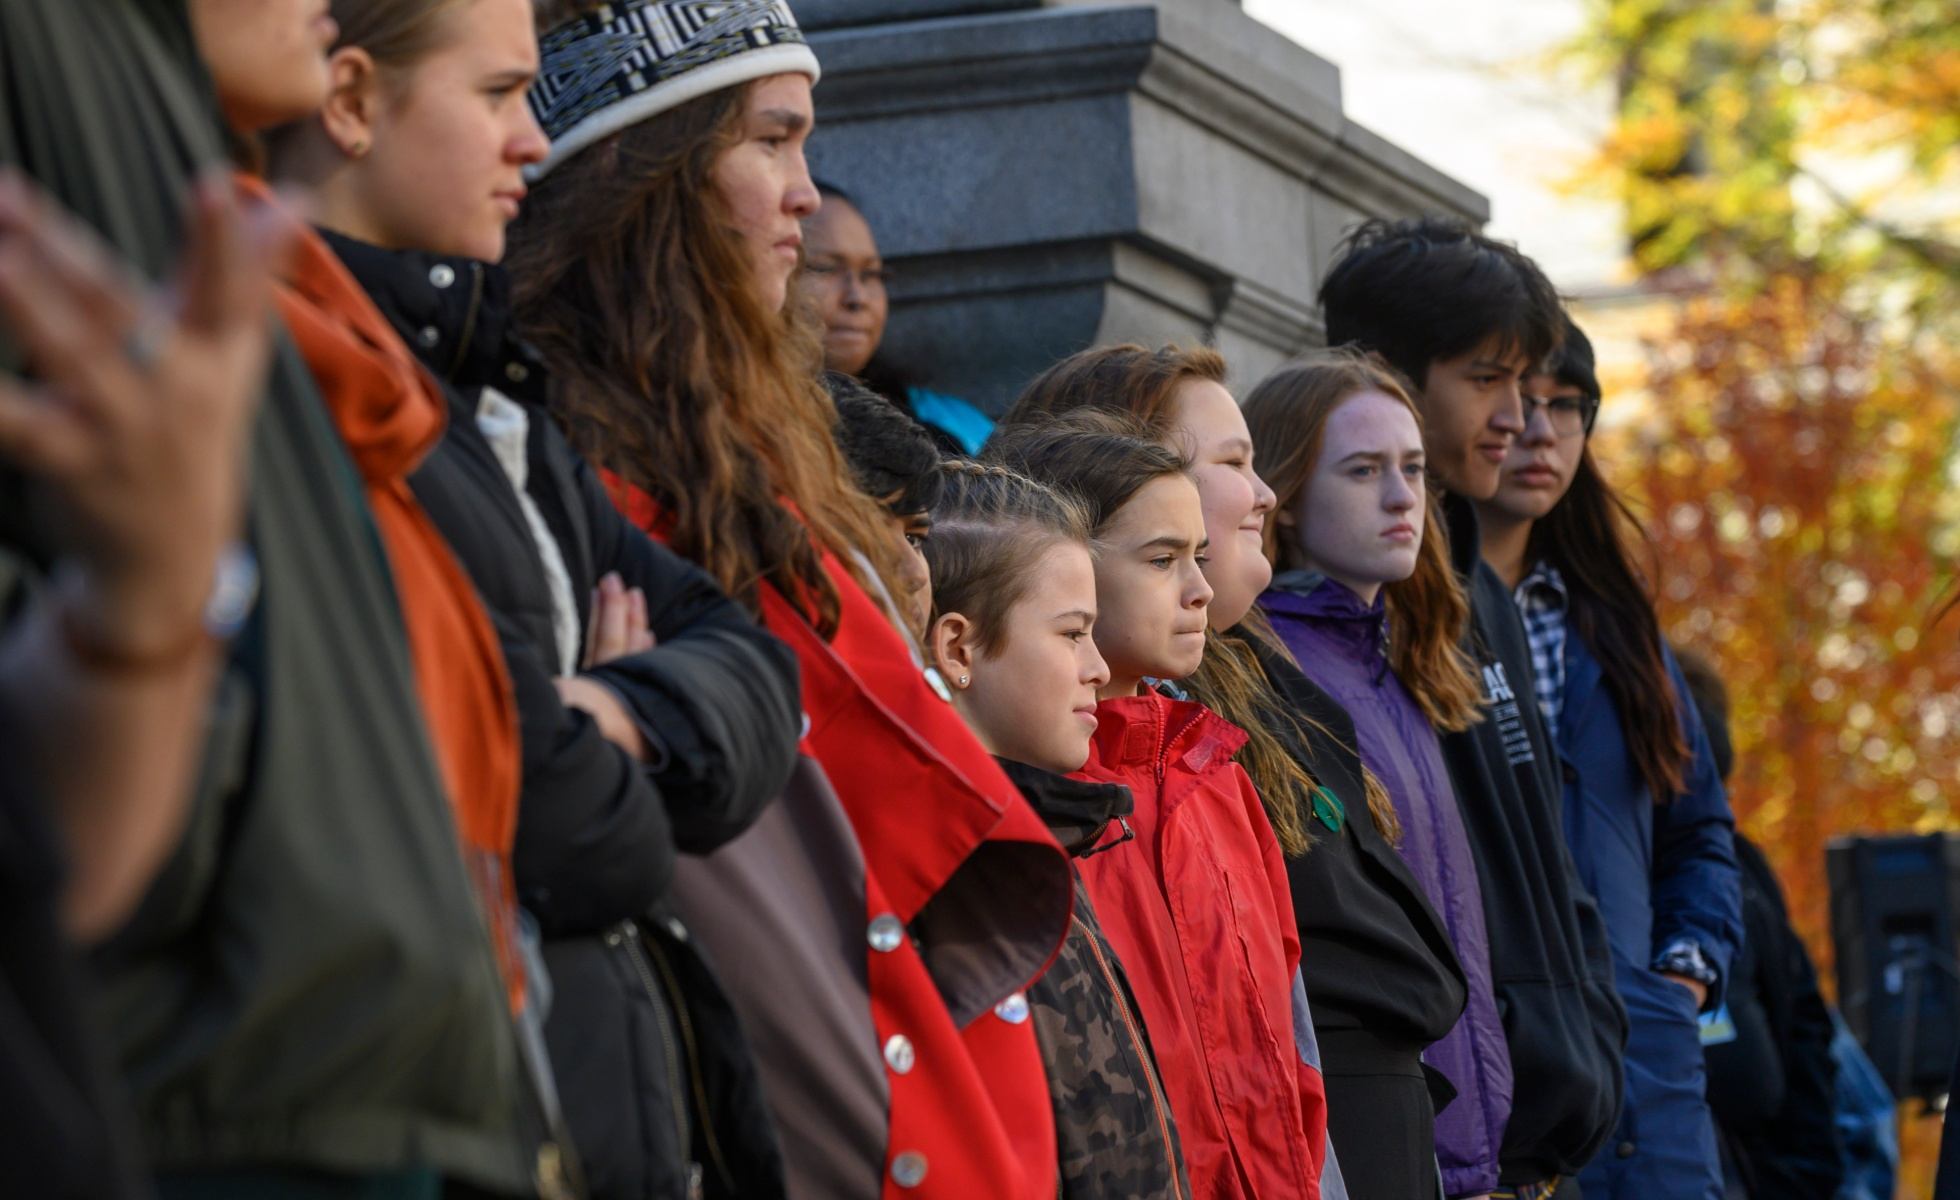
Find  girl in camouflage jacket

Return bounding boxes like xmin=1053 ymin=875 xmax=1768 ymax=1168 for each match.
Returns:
xmin=922 ymin=459 xmax=1192 ymax=1199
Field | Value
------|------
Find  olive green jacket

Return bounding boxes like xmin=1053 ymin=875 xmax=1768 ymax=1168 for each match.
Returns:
xmin=0 ymin=2 xmax=532 ymax=1189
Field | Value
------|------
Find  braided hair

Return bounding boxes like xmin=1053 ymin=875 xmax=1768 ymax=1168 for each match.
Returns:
xmin=923 ymin=458 xmax=1092 ymax=655
xmin=827 ymin=373 xmax=945 ymax=518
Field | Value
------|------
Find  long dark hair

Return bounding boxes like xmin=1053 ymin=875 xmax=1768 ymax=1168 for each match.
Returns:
xmin=505 ymin=30 xmax=902 ymax=638
xmin=1530 ymin=450 xmax=1690 ymax=803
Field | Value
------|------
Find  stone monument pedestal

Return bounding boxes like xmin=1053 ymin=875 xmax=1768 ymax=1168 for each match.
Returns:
xmin=802 ymin=0 xmax=1487 ymax=412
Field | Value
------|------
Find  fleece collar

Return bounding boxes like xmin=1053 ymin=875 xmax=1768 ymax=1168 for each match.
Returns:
xmin=995 ymin=758 xmax=1134 ymax=859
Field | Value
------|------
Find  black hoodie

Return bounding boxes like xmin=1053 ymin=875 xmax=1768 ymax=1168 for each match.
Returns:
xmin=1246 ymin=635 xmax=1468 ymax=1067
xmin=1439 ymin=493 xmax=1629 ymax=1185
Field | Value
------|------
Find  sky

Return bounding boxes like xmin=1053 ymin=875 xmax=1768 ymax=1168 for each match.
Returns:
xmin=1243 ymin=0 xmax=1631 ymax=294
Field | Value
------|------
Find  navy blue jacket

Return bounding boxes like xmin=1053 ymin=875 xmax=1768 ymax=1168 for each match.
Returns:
xmin=1556 ymin=632 xmax=1742 ymax=1200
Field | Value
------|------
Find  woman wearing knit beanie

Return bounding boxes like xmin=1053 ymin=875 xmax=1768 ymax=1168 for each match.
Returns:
xmin=506 ymin=5 xmax=1074 ymax=1199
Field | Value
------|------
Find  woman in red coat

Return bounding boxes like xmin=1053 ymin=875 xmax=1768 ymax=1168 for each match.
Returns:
xmin=992 ymin=413 xmax=1327 ymax=1200
xmin=505 ymin=4 xmax=1072 ymax=1197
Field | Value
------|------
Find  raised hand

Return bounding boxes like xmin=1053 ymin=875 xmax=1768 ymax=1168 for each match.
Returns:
xmin=0 ymin=169 xmax=288 ymax=665
xmin=0 ymin=170 xmax=293 ymax=939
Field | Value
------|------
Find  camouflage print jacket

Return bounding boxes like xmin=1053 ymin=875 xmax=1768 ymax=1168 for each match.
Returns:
xmin=998 ymin=759 xmax=1192 ymax=1200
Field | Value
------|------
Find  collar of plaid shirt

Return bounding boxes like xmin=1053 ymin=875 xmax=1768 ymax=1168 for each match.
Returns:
xmin=1513 ymin=559 xmax=1570 ymax=735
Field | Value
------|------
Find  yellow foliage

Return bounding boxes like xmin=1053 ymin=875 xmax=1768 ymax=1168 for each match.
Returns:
xmin=1568 ymin=0 xmax=1959 ymax=1174
xmin=1603 ymin=272 xmax=1960 ymax=1192
xmin=1573 ymin=0 xmax=1959 ymax=335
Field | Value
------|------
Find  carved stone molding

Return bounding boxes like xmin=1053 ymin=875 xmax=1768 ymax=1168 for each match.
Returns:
xmin=805 ymin=2 xmax=1485 ymax=410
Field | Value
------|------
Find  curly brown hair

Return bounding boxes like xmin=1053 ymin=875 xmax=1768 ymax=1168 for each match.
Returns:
xmin=505 ymin=11 xmax=901 ymax=636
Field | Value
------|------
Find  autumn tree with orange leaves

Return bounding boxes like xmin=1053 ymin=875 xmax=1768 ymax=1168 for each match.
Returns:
xmin=1570 ymin=0 xmax=1960 ymax=1186
xmin=1605 ymin=274 xmax=1960 ymax=958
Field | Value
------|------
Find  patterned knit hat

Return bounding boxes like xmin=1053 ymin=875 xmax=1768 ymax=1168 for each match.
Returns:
xmin=527 ymin=0 xmax=819 ymax=180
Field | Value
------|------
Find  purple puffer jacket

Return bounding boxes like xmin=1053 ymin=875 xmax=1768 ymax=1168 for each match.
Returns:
xmin=1262 ymin=573 xmax=1514 ymax=1199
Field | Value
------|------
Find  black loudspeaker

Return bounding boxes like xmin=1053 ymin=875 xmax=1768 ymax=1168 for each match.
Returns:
xmin=1828 ymin=832 xmax=1960 ymax=1105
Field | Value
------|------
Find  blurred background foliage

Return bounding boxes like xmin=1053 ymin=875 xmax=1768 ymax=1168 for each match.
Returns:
xmin=1577 ymin=0 xmax=1958 ymax=316
xmin=1571 ymin=0 xmax=1958 ymax=1189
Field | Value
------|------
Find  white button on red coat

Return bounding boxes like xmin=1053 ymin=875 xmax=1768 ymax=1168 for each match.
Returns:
xmin=890 ymin=1152 xmax=928 ymax=1189
xmin=867 ymin=914 xmax=904 ymax=954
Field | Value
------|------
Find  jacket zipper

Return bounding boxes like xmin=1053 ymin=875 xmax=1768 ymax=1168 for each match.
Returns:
xmin=613 ymin=921 xmax=692 ymax=1183
xmin=1075 ymin=913 xmax=1186 ymax=1200
xmin=1158 ymin=704 xmax=1210 ymax=785
xmin=442 ymin=261 xmax=486 ymax=380
xmin=642 ymin=928 xmax=739 ymax=1194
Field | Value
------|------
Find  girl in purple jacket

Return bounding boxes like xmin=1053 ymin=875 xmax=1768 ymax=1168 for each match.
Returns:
xmin=1246 ymin=350 xmax=1513 ymax=1200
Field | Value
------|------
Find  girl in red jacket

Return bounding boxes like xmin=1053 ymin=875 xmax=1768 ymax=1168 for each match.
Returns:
xmin=991 ymin=412 xmax=1328 ymax=1200
xmin=504 ymin=4 xmax=1073 ymax=1197
xmin=922 ymin=458 xmax=1194 ymax=1199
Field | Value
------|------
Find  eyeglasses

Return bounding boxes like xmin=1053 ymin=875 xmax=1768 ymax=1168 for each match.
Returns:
xmin=1523 ymin=392 xmax=1600 ymax=437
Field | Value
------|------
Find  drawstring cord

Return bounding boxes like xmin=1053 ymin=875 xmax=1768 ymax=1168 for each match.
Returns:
xmin=1369 ymin=605 xmax=1392 ymax=687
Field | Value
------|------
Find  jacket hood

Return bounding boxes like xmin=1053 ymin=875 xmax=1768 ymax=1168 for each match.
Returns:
xmin=995 ymin=758 xmax=1134 ymax=858
xmin=1262 ymin=570 xmax=1392 ymax=681
xmin=321 ymin=229 xmax=548 ymax=404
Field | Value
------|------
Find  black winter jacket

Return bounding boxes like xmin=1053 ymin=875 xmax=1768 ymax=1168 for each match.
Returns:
xmin=332 ymin=232 xmax=800 ymax=1200
xmin=1249 ymin=635 xmax=1468 ymax=1069
xmin=1439 ymin=494 xmax=1629 ymax=1186
xmin=1705 ymin=835 xmax=1842 ymax=1199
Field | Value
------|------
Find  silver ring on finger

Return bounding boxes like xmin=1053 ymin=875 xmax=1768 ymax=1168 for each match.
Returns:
xmin=121 ymin=305 xmax=170 ymax=372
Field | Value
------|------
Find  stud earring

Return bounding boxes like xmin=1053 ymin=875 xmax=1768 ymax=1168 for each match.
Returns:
xmin=958 ymin=674 xmax=970 ymax=687
xmin=349 ymin=139 xmax=368 ymax=157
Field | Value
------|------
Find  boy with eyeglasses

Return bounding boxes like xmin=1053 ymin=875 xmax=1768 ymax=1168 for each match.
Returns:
xmin=1319 ymin=217 xmax=1629 ymax=1200
xmin=1476 ymin=316 xmax=1740 ymax=1200
xmin=1480 ymin=324 xmax=1602 ymax=751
